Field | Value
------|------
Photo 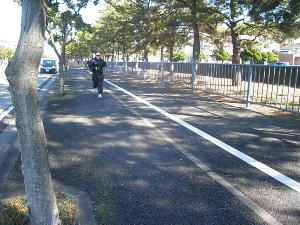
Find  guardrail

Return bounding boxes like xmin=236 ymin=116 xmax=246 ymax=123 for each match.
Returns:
xmin=107 ymin=61 xmax=300 ymax=114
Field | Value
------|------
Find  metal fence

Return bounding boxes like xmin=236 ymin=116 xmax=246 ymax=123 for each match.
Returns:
xmin=107 ymin=61 xmax=300 ymax=114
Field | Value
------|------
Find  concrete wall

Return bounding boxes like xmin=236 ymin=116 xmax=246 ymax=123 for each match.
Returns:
xmin=278 ymin=53 xmax=295 ymax=65
xmin=294 ymin=57 xmax=300 ymax=65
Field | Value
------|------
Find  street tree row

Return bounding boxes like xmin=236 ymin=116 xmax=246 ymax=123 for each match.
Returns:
xmin=67 ymin=0 xmax=299 ymax=65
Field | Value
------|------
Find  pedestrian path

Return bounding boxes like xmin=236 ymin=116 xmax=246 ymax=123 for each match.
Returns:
xmin=0 ymin=66 xmax=299 ymax=225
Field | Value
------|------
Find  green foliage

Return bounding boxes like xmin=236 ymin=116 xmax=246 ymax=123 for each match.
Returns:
xmin=241 ymin=48 xmax=261 ymax=63
xmin=66 ymin=31 xmax=94 ymax=59
xmin=213 ymin=48 xmax=230 ymax=62
xmin=267 ymin=52 xmax=279 ymax=63
xmin=173 ymin=51 xmax=187 ymax=62
xmin=85 ymin=3 xmax=139 ymax=59
xmin=0 ymin=197 xmax=28 ymax=225
xmin=206 ymin=0 xmax=294 ymax=63
xmin=93 ymin=189 xmax=116 ymax=225
xmin=261 ymin=52 xmax=268 ymax=63
xmin=198 ymin=53 xmax=208 ymax=62
xmin=64 ymin=0 xmax=299 ymax=62
xmin=0 ymin=47 xmax=14 ymax=60
xmin=241 ymin=48 xmax=279 ymax=64
xmin=250 ymin=0 xmax=300 ymax=39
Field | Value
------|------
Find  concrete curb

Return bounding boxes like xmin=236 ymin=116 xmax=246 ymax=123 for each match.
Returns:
xmin=63 ymin=185 xmax=96 ymax=225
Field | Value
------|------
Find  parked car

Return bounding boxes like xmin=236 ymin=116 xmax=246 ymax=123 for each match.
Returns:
xmin=273 ymin=61 xmax=290 ymax=66
xmin=40 ymin=58 xmax=57 ymax=73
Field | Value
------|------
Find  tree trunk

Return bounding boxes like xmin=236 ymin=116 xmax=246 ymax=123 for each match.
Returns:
xmin=144 ymin=48 xmax=149 ymax=62
xmin=231 ymin=26 xmax=241 ymax=64
xmin=230 ymin=0 xmax=242 ymax=86
xmin=191 ymin=0 xmax=200 ymax=60
xmin=160 ymin=46 xmax=164 ymax=73
xmin=59 ymin=42 xmax=67 ymax=94
xmin=160 ymin=46 xmax=164 ymax=62
xmin=169 ymin=45 xmax=174 ymax=62
xmin=168 ymin=44 xmax=175 ymax=80
xmin=5 ymin=1 xmax=60 ymax=224
xmin=59 ymin=57 xmax=64 ymax=94
xmin=47 ymin=31 xmax=65 ymax=95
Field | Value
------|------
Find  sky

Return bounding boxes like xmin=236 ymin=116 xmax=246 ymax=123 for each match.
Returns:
xmin=0 ymin=1 xmax=21 ymax=44
xmin=0 ymin=1 xmax=103 ymax=45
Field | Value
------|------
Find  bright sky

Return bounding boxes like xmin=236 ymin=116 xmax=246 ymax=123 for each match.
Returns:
xmin=0 ymin=1 xmax=21 ymax=43
xmin=0 ymin=1 xmax=104 ymax=44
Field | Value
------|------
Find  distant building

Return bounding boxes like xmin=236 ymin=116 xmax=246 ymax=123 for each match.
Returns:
xmin=280 ymin=42 xmax=300 ymax=54
xmin=279 ymin=40 xmax=300 ymax=65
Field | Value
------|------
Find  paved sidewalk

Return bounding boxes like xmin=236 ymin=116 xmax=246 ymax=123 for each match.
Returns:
xmin=0 ymin=65 xmax=299 ymax=225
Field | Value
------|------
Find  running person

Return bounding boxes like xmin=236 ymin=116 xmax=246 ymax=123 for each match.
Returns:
xmin=89 ymin=52 xmax=107 ymax=99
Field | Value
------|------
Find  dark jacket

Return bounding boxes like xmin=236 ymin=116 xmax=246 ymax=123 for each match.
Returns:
xmin=89 ymin=58 xmax=107 ymax=76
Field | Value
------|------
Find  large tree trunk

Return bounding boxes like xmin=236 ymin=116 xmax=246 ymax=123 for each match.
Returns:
xmin=59 ymin=56 xmax=64 ymax=94
xmin=231 ymin=26 xmax=240 ymax=64
xmin=59 ymin=36 xmax=67 ymax=95
xmin=60 ymin=45 xmax=67 ymax=95
xmin=159 ymin=46 xmax=164 ymax=73
xmin=160 ymin=46 xmax=164 ymax=62
xmin=5 ymin=0 xmax=60 ymax=224
xmin=191 ymin=0 xmax=200 ymax=60
xmin=230 ymin=0 xmax=242 ymax=86
xmin=47 ymin=31 xmax=65 ymax=95
xmin=144 ymin=48 xmax=149 ymax=62
xmin=169 ymin=45 xmax=174 ymax=62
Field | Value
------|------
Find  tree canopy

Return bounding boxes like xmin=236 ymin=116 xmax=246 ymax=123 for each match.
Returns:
xmin=65 ymin=0 xmax=299 ymax=64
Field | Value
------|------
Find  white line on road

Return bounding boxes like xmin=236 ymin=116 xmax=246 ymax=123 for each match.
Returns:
xmin=0 ymin=105 xmax=14 ymax=122
xmin=0 ymin=75 xmax=55 ymax=122
xmin=105 ymin=79 xmax=300 ymax=193
xmin=108 ymin=89 xmax=283 ymax=225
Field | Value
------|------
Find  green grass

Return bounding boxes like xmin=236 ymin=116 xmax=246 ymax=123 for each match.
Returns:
xmin=47 ymin=89 xmax=73 ymax=101
xmin=0 ymin=197 xmax=28 ymax=225
xmin=0 ymin=193 xmax=78 ymax=225
xmin=92 ymin=188 xmax=116 ymax=225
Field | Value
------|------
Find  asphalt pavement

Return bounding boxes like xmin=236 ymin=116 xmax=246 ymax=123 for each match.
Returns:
xmin=0 ymin=65 xmax=299 ymax=225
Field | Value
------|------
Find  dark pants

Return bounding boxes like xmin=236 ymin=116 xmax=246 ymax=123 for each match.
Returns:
xmin=92 ymin=74 xmax=104 ymax=94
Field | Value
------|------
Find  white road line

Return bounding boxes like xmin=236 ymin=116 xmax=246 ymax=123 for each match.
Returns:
xmin=108 ymin=89 xmax=283 ymax=225
xmin=0 ymin=75 xmax=54 ymax=122
xmin=105 ymin=79 xmax=300 ymax=193
xmin=0 ymin=105 xmax=14 ymax=122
